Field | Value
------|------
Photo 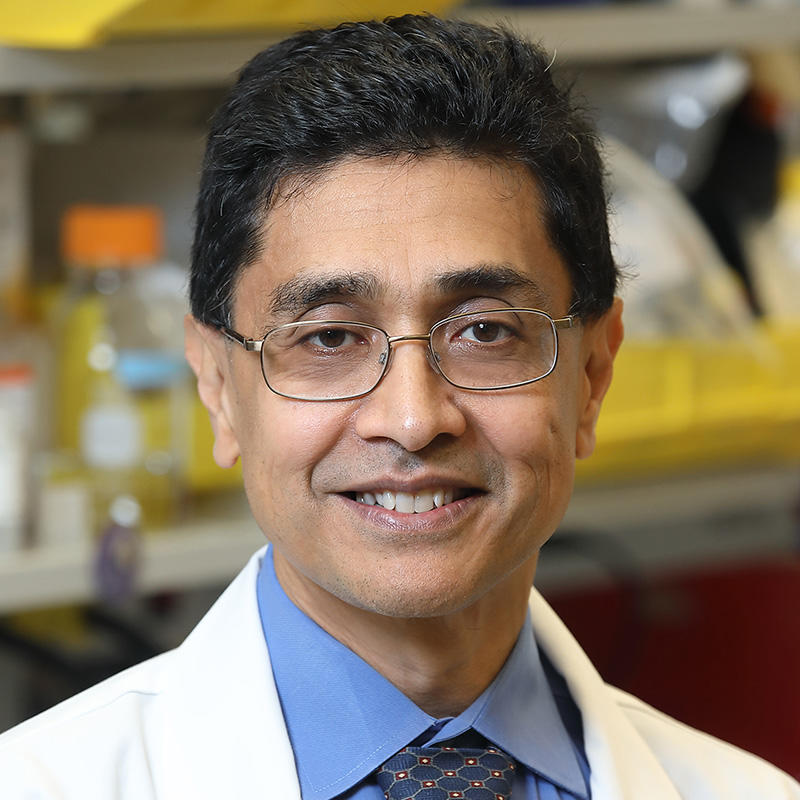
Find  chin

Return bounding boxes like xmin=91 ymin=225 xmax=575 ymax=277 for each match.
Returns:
xmin=330 ymin=567 xmax=498 ymax=620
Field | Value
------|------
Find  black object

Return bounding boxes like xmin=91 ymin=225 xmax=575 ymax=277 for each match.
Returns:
xmin=689 ymin=91 xmax=781 ymax=315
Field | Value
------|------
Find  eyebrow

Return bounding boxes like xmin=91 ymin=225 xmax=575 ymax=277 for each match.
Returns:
xmin=266 ymin=262 xmax=552 ymax=322
xmin=433 ymin=264 xmax=552 ymax=308
xmin=268 ymin=272 xmax=381 ymax=317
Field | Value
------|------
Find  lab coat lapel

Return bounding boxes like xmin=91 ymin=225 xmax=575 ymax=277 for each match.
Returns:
xmin=160 ymin=546 xmax=301 ymax=800
xmin=529 ymin=588 xmax=682 ymax=800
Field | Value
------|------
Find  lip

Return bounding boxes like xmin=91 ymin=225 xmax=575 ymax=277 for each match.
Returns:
xmin=337 ymin=491 xmax=483 ymax=534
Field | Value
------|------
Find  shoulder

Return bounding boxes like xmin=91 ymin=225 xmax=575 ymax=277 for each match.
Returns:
xmin=0 ymin=650 xmax=174 ymax=799
xmin=608 ymin=685 xmax=800 ymax=799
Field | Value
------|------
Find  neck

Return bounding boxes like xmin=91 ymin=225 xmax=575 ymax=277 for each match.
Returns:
xmin=273 ymin=551 xmax=537 ymax=718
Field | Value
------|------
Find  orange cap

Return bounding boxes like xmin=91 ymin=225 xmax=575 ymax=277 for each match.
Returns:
xmin=61 ymin=205 xmax=162 ymax=267
xmin=0 ymin=363 xmax=33 ymax=384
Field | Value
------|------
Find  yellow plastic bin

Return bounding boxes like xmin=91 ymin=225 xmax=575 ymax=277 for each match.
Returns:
xmin=577 ymin=321 xmax=800 ymax=484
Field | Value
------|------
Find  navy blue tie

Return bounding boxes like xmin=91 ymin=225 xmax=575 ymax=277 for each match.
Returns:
xmin=376 ymin=745 xmax=515 ymax=800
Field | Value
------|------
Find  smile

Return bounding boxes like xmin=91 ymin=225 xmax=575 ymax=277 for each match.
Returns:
xmin=351 ymin=487 xmax=471 ymax=514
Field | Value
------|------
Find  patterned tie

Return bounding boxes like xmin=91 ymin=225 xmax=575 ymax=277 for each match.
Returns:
xmin=376 ymin=745 xmax=515 ymax=800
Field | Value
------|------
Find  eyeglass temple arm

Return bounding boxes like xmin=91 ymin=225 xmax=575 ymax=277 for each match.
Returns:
xmin=219 ymin=327 xmax=263 ymax=352
xmin=553 ymin=316 xmax=575 ymax=329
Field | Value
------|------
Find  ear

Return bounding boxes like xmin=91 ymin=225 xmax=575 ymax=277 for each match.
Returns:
xmin=575 ymin=297 xmax=624 ymax=460
xmin=184 ymin=315 xmax=241 ymax=469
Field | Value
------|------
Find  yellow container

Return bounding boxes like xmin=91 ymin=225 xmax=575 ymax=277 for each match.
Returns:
xmin=0 ymin=0 xmax=458 ymax=48
xmin=577 ymin=322 xmax=800 ymax=484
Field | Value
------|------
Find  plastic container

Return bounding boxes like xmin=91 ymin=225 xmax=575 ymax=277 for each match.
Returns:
xmin=52 ymin=205 xmax=187 ymax=537
xmin=0 ymin=299 xmax=49 ymax=552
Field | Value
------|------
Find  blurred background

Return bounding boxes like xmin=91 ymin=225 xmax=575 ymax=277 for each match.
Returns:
xmin=0 ymin=0 xmax=798 ymax=780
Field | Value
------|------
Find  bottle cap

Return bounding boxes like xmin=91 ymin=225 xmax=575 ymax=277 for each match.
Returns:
xmin=0 ymin=363 xmax=33 ymax=384
xmin=109 ymin=495 xmax=142 ymax=528
xmin=61 ymin=205 xmax=162 ymax=268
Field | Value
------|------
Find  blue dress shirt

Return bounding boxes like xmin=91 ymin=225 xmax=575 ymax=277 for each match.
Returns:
xmin=257 ymin=546 xmax=591 ymax=800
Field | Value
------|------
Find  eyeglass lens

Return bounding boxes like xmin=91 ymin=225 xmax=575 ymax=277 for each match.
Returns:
xmin=260 ymin=310 xmax=558 ymax=400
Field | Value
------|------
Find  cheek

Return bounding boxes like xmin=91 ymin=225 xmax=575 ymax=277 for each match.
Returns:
xmin=488 ymin=393 xmax=574 ymax=471
xmin=482 ymin=393 xmax=576 ymax=526
xmin=236 ymin=398 xmax=352 ymax=526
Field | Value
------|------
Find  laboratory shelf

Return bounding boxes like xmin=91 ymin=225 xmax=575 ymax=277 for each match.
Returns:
xmin=0 ymin=4 xmax=799 ymax=93
xmin=461 ymin=4 xmax=800 ymax=62
xmin=0 ymin=464 xmax=797 ymax=614
xmin=0 ymin=511 xmax=264 ymax=614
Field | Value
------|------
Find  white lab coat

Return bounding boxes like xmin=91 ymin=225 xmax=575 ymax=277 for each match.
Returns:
xmin=1 ymin=546 xmax=798 ymax=799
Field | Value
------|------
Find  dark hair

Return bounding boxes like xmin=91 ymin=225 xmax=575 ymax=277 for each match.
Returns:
xmin=190 ymin=14 xmax=618 ymax=327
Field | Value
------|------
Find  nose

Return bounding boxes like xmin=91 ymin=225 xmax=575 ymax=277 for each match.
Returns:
xmin=354 ymin=339 xmax=467 ymax=452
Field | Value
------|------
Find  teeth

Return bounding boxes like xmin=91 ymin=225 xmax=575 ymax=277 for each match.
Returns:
xmin=395 ymin=492 xmax=414 ymax=513
xmin=414 ymin=490 xmax=434 ymax=513
xmin=381 ymin=490 xmax=396 ymax=510
xmin=354 ymin=487 xmax=466 ymax=513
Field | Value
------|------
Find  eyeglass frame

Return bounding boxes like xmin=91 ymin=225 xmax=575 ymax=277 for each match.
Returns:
xmin=218 ymin=307 xmax=576 ymax=402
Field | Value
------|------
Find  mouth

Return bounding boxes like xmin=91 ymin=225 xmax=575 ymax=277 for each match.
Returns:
xmin=342 ymin=486 xmax=479 ymax=514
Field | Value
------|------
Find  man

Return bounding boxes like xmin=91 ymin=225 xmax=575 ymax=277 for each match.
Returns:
xmin=1 ymin=14 xmax=798 ymax=800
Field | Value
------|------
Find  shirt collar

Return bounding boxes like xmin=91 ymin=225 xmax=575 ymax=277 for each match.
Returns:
xmin=257 ymin=545 xmax=587 ymax=800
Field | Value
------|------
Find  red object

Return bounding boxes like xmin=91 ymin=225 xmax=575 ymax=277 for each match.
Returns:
xmin=0 ymin=363 xmax=33 ymax=383
xmin=544 ymin=559 xmax=800 ymax=780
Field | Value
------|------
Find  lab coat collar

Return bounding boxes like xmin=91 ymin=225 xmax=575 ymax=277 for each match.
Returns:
xmin=529 ymin=589 xmax=683 ymax=800
xmin=159 ymin=545 xmax=301 ymax=799
xmin=152 ymin=546 xmax=682 ymax=800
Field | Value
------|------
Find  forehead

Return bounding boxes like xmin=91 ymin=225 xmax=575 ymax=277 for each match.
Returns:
xmin=233 ymin=156 xmax=571 ymax=325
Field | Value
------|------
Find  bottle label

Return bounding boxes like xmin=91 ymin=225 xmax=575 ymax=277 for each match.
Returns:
xmin=80 ymin=402 xmax=142 ymax=468
xmin=115 ymin=349 xmax=185 ymax=391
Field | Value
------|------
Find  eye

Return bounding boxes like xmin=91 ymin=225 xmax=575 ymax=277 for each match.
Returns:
xmin=458 ymin=320 xmax=513 ymax=344
xmin=306 ymin=327 xmax=360 ymax=349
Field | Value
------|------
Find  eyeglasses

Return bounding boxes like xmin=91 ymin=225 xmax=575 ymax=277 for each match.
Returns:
xmin=219 ymin=308 xmax=575 ymax=402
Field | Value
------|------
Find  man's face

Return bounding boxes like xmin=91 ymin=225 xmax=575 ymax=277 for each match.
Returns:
xmin=189 ymin=156 xmax=620 ymax=620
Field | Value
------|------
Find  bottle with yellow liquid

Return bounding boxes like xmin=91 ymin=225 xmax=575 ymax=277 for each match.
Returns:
xmin=52 ymin=205 xmax=187 ymax=539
